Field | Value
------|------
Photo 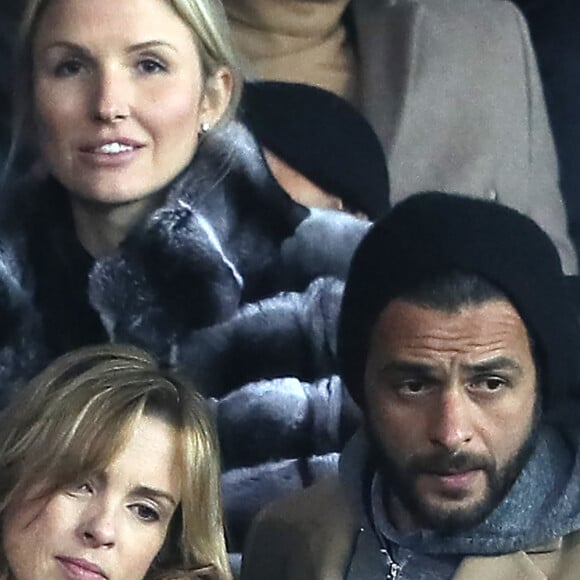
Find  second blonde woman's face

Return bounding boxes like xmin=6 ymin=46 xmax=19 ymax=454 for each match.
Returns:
xmin=2 ymin=416 xmax=181 ymax=580
xmin=32 ymin=0 xmax=231 ymax=205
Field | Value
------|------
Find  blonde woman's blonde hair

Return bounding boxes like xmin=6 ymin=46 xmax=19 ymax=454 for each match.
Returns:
xmin=0 ymin=344 xmax=231 ymax=580
xmin=4 ymin=0 xmax=243 ymax=183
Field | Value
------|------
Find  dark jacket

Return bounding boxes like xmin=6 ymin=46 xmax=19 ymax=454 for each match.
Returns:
xmin=0 ymin=121 xmax=366 ymax=546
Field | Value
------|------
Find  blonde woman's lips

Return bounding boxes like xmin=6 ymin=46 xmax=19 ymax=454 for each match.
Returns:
xmin=78 ymin=139 xmax=144 ymax=168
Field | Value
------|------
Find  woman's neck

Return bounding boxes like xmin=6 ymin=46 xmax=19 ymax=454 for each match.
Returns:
xmin=69 ymin=192 xmax=165 ymax=258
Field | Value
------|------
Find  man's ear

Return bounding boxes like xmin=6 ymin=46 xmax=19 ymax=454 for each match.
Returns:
xmin=200 ymin=67 xmax=234 ymax=127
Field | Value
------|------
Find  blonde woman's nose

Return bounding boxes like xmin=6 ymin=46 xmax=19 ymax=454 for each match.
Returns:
xmin=92 ymin=69 xmax=130 ymax=123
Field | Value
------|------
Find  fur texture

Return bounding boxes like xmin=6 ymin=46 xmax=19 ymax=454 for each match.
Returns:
xmin=0 ymin=122 xmax=366 ymax=386
xmin=0 ymin=120 xmax=367 ymax=546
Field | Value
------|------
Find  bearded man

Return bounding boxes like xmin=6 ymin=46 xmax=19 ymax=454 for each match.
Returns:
xmin=242 ymin=192 xmax=580 ymax=579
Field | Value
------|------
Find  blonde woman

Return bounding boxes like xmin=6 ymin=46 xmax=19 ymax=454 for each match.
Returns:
xmin=0 ymin=343 xmax=230 ymax=580
xmin=0 ymin=0 xmax=370 ymax=396
xmin=0 ymin=0 xmax=375 ymax=554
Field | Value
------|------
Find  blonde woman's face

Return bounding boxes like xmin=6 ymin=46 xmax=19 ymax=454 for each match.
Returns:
xmin=31 ymin=0 xmax=232 ymax=205
xmin=2 ymin=416 xmax=181 ymax=580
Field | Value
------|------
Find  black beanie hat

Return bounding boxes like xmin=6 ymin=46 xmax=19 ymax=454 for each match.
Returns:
xmin=238 ymin=81 xmax=390 ymax=220
xmin=338 ymin=192 xmax=580 ymax=411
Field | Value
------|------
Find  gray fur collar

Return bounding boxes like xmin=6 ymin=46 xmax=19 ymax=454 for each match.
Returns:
xmin=0 ymin=121 xmax=307 ymax=394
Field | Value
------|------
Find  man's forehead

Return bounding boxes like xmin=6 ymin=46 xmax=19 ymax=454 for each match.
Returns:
xmin=370 ymin=298 xmax=533 ymax=356
xmin=365 ymin=298 xmax=539 ymax=399
xmin=378 ymin=297 xmax=523 ymax=322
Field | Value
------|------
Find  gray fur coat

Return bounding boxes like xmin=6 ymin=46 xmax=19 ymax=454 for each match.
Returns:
xmin=0 ymin=121 xmax=366 ymax=547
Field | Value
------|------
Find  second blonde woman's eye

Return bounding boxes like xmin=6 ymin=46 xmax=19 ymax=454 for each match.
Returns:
xmin=76 ymin=481 xmax=94 ymax=493
xmin=131 ymin=503 xmax=161 ymax=522
xmin=65 ymin=480 xmax=94 ymax=496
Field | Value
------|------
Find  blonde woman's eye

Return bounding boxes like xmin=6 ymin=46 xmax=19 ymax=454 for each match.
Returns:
xmin=54 ymin=59 xmax=85 ymax=77
xmin=137 ymin=58 xmax=167 ymax=75
xmin=132 ymin=504 xmax=160 ymax=522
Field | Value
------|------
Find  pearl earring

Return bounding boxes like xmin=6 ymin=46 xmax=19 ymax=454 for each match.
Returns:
xmin=200 ymin=122 xmax=211 ymax=134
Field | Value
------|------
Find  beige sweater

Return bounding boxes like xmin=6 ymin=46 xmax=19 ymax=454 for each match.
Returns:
xmin=224 ymin=0 xmax=357 ymax=102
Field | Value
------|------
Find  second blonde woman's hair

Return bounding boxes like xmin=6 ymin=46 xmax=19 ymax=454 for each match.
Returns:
xmin=0 ymin=344 xmax=231 ymax=580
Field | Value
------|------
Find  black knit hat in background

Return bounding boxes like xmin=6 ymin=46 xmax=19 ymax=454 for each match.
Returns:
xmin=239 ymin=81 xmax=390 ymax=221
xmin=338 ymin=192 xmax=580 ymax=411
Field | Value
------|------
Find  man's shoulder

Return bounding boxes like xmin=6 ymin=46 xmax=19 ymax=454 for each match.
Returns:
xmin=535 ymin=528 xmax=580 ymax=577
xmin=455 ymin=530 xmax=580 ymax=579
xmin=242 ymin=477 xmax=360 ymax=580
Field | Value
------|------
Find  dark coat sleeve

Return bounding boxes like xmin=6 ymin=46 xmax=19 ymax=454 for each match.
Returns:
xmin=216 ymin=375 xmax=360 ymax=469
xmin=278 ymin=208 xmax=371 ymax=290
xmin=223 ymin=453 xmax=340 ymax=553
xmin=177 ymin=277 xmax=345 ymax=397
xmin=0 ymin=227 xmax=47 ymax=407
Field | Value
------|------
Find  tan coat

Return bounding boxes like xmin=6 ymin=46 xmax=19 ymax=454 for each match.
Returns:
xmin=225 ymin=0 xmax=578 ymax=274
xmin=241 ymin=477 xmax=580 ymax=580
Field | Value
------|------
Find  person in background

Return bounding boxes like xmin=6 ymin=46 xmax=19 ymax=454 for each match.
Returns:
xmin=242 ymin=192 xmax=580 ymax=579
xmin=239 ymin=80 xmax=389 ymax=220
xmin=223 ymin=0 xmax=579 ymax=274
xmin=0 ymin=343 xmax=230 ymax=579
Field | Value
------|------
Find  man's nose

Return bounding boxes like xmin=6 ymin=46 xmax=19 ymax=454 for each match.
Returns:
xmin=428 ymin=387 xmax=474 ymax=450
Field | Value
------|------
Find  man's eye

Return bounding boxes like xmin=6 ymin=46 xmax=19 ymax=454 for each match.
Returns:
xmin=470 ymin=377 xmax=507 ymax=393
xmin=487 ymin=379 xmax=503 ymax=389
xmin=398 ymin=381 xmax=427 ymax=395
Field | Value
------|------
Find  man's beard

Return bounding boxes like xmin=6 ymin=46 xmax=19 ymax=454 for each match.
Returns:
xmin=367 ymin=401 xmax=541 ymax=533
